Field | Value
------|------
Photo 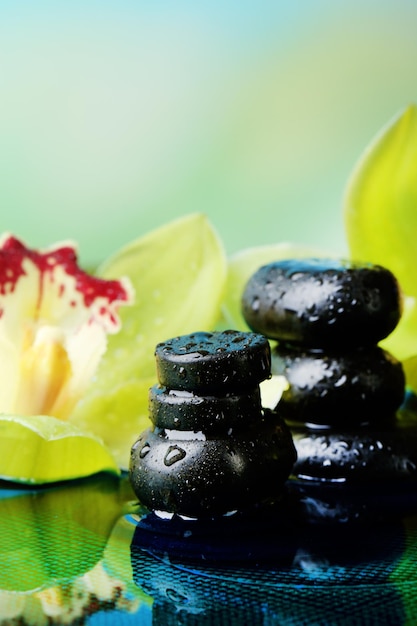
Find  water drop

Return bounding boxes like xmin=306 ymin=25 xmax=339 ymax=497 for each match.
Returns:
xmin=139 ymin=443 xmax=151 ymax=458
xmin=178 ymin=367 xmax=186 ymax=379
xmin=252 ymin=297 xmax=260 ymax=312
xmin=164 ymin=445 xmax=186 ymax=466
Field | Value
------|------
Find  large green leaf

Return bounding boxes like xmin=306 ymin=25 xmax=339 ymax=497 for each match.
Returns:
xmin=0 ymin=415 xmax=119 ymax=484
xmin=344 ymin=105 xmax=417 ymax=360
xmin=70 ymin=214 xmax=227 ymax=468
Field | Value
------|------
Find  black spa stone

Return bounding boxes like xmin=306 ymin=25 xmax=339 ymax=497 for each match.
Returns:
xmin=149 ymin=384 xmax=262 ymax=432
xmin=130 ymin=411 xmax=296 ymax=518
xmin=290 ymin=407 xmax=417 ymax=484
xmin=271 ymin=345 xmax=405 ymax=426
xmin=155 ymin=330 xmax=271 ymax=392
xmin=130 ymin=330 xmax=298 ymax=518
xmin=241 ymin=258 xmax=402 ymax=347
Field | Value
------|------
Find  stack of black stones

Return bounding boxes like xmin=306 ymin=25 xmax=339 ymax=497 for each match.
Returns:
xmin=242 ymin=259 xmax=417 ymax=498
xmin=130 ymin=329 xmax=296 ymax=520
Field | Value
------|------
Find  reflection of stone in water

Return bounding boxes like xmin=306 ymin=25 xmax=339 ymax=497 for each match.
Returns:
xmin=130 ymin=513 xmax=417 ymax=625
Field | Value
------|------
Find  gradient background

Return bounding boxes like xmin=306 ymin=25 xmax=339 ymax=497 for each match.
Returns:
xmin=1 ymin=1 xmax=417 ymax=266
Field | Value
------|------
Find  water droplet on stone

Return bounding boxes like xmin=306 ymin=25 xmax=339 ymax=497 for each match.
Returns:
xmin=164 ymin=445 xmax=186 ymax=466
xmin=252 ymin=296 xmax=260 ymax=312
xmin=139 ymin=443 xmax=151 ymax=458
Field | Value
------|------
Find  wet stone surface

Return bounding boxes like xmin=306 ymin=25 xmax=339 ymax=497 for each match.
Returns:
xmin=242 ymin=257 xmax=412 ymax=485
xmin=130 ymin=330 xmax=296 ymax=518
xmin=155 ymin=330 xmax=271 ymax=392
xmin=241 ymin=258 xmax=402 ymax=347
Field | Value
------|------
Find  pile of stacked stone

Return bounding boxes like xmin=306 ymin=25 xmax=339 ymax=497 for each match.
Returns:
xmin=130 ymin=329 xmax=296 ymax=519
xmin=241 ymin=258 xmax=415 ymax=485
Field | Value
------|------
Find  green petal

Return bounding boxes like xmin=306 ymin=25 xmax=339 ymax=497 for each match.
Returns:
xmin=345 ymin=105 xmax=417 ymax=359
xmin=220 ymin=243 xmax=331 ymax=331
xmin=0 ymin=415 xmax=119 ymax=484
xmin=71 ymin=377 xmax=154 ymax=471
xmin=71 ymin=214 xmax=227 ymax=468
xmin=402 ymin=354 xmax=417 ymax=394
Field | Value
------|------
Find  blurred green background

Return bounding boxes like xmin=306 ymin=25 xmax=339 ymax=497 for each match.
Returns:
xmin=1 ymin=1 xmax=417 ymax=266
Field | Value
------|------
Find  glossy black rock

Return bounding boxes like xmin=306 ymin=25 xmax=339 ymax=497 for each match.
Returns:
xmin=271 ymin=345 xmax=405 ymax=426
xmin=242 ymin=259 xmax=402 ymax=347
xmin=130 ymin=411 xmax=296 ymax=518
xmin=290 ymin=408 xmax=417 ymax=484
xmin=149 ymin=384 xmax=262 ymax=432
xmin=155 ymin=330 xmax=271 ymax=392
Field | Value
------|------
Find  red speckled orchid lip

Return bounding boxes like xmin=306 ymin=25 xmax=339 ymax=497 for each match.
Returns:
xmin=0 ymin=235 xmax=132 ymax=330
xmin=0 ymin=234 xmax=134 ymax=419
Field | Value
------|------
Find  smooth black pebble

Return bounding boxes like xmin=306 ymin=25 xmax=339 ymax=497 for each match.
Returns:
xmin=242 ymin=258 xmax=402 ymax=348
xmin=271 ymin=344 xmax=405 ymax=426
xmin=155 ymin=329 xmax=271 ymax=392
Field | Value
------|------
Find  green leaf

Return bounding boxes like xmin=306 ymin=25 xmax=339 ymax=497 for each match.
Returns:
xmin=0 ymin=415 xmax=119 ymax=484
xmin=344 ymin=104 xmax=417 ymax=359
xmin=220 ymin=243 xmax=330 ymax=331
xmin=70 ymin=213 xmax=227 ymax=469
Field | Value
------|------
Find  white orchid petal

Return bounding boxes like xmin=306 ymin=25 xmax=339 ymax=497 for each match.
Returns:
xmin=0 ymin=336 xmax=19 ymax=413
xmin=0 ymin=235 xmax=133 ymax=419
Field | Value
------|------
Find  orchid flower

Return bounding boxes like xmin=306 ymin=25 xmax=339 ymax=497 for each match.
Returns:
xmin=0 ymin=216 xmax=227 ymax=482
xmin=0 ymin=234 xmax=133 ymax=420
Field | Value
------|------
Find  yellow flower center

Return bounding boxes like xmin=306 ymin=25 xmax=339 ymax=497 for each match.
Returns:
xmin=15 ymin=326 xmax=73 ymax=418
